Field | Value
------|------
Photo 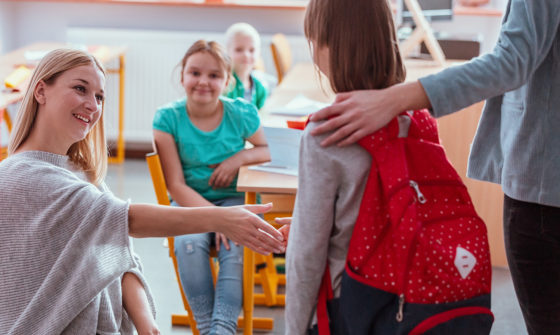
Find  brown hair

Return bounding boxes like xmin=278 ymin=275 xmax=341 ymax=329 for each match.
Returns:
xmin=179 ymin=40 xmax=232 ymax=82
xmin=304 ymin=0 xmax=406 ymax=93
xmin=8 ymin=49 xmax=107 ymax=186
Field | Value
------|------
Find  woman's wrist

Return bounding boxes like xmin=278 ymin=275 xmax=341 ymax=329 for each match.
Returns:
xmin=392 ymin=81 xmax=431 ymax=111
xmin=204 ymin=206 xmax=226 ymax=232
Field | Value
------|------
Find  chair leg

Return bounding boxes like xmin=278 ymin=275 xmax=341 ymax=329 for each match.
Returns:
xmin=254 ymin=253 xmax=286 ymax=306
xmin=209 ymin=257 xmax=218 ymax=285
xmin=242 ymin=191 xmax=275 ymax=334
xmin=251 ymin=211 xmax=289 ymax=306
xmin=243 ymin=246 xmax=255 ymax=335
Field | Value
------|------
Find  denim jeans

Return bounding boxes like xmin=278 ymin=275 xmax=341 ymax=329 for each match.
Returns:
xmin=503 ymin=194 xmax=560 ymax=335
xmin=172 ymin=196 xmax=245 ymax=335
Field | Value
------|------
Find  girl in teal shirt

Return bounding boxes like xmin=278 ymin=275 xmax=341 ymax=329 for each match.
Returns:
xmin=153 ymin=40 xmax=270 ymax=335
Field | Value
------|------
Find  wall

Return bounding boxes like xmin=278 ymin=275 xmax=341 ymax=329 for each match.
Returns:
xmin=0 ymin=2 xmax=14 ymax=54
xmin=4 ymin=1 xmax=505 ymax=54
xmin=5 ymin=1 xmax=306 ymax=52
xmin=431 ymin=16 xmax=501 ymax=55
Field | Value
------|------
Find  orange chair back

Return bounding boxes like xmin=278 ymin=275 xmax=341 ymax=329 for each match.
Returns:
xmin=146 ymin=152 xmax=170 ymax=206
xmin=270 ymin=33 xmax=292 ymax=83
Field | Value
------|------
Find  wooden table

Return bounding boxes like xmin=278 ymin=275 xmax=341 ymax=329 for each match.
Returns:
xmin=0 ymin=42 xmax=127 ymax=163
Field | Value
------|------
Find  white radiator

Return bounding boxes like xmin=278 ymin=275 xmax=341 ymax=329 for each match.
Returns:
xmin=67 ymin=27 xmax=311 ymax=143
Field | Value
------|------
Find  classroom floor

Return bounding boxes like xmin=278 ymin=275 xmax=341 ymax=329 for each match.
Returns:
xmin=106 ymin=159 xmax=528 ymax=335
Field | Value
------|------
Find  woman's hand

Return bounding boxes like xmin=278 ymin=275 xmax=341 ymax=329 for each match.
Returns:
xmin=309 ymin=81 xmax=430 ymax=147
xmin=208 ymin=156 xmax=241 ymax=189
xmin=218 ymin=203 xmax=285 ymax=255
xmin=309 ymin=90 xmax=401 ymax=147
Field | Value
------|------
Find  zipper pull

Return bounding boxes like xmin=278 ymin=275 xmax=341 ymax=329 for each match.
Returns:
xmin=396 ymin=293 xmax=405 ymax=322
xmin=409 ymin=180 xmax=427 ymax=204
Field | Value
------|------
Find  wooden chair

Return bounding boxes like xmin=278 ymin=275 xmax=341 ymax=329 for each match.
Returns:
xmin=145 ymin=152 xmax=274 ymax=334
xmin=0 ymin=108 xmax=12 ymax=161
xmin=270 ymin=33 xmax=292 ymax=83
xmin=254 ymin=56 xmax=266 ymax=72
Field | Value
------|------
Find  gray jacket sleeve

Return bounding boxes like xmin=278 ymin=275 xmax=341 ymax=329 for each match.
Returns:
xmin=285 ymin=127 xmax=340 ymax=334
xmin=285 ymin=123 xmax=371 ymax=335
xmin=420 ymin=0 xmax=560 ymax=117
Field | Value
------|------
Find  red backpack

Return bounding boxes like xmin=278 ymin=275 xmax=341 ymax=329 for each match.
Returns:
xmin=314 ymin=110 xmax=494 ymax=335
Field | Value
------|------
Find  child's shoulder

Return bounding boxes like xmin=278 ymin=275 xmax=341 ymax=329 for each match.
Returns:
xmin=221 ymin=96 xmax=257 ymax=114
xmin=303 ymin=120 xmax=363 ymax=153
xmin=157 ymin=97 xmax=187 ymax=113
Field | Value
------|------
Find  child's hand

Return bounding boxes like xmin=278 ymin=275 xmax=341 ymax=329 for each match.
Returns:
xmin=215 ymin=232 xmax=236 ymax=251
xmin=275 ymin=217 xmax=292 ymax=248
xmin=208 ymin=157 xmax=241 ymax=189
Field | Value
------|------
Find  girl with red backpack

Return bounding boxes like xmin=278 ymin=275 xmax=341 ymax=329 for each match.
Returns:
xmin=284 ymin=0 xmax=493 ymax=334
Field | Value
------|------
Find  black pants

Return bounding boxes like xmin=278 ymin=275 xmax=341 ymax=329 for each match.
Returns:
xmin=503 ymin=195 xmax=560 ymax=335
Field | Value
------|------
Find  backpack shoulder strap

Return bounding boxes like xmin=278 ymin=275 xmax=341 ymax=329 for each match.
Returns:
xmin=317 ymin=265 xmax=333 ymax=335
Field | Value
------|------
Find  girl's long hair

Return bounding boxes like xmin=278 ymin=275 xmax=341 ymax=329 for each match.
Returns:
xmin=304 ymin=0 xmax=406 ymax=93
xmin=8 ymin=49 xmax=107 ymax=186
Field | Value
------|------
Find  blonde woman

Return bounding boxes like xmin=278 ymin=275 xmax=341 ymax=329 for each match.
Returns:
xmin=0 ymin=49 xmax=284 ymax=335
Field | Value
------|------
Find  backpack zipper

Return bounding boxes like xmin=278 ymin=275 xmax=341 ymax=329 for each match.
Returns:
xmin=396 ymin=223 xmax=421 ymax=323
xmin=386 ymin=178 xmax=465 ymax=202
xmin=396 ymin=293 xmax=405 ymax=322
xmin=396 ymin=179 xmax=426 ymax=322
xmin=409 ymin=180 xmax=427 ymax=203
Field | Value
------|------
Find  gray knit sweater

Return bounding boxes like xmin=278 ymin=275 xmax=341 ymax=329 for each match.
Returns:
xmin=285 ymin=121 xmax=371 ymax=334
xmin=0 ymin=151 xmax=155 ymax=335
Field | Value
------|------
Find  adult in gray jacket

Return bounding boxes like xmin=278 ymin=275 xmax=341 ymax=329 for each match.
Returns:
xmin=309 ymin=1 xmax=559 ymax=333
xmin=0 ymin=49 xmax=284 ymax=335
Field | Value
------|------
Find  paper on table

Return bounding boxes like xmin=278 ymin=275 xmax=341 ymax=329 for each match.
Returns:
xmin=268 ymin=93 xmax=329 ymax=116
xmin=249 ymin=126 xmax=303 ymax=176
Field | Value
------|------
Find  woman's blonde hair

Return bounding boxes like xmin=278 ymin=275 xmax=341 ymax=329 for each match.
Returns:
xmin=304 ymin=0 xmax=406 ymax=93
xmin=179 ymin=40 xmax=232 ymax=83
xmin=8 ymin=48 xmax=107 ymax=186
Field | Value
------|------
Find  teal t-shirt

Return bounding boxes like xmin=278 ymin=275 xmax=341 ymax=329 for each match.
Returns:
xmin=225 ymin=72 xmax=267 ymax=110
xmin=153 ymin=96 xmax=260 ymax=201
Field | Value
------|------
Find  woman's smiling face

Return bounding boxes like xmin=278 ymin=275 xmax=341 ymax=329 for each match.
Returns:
xmin=36 ymin=64 xmax=105 ymax=147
